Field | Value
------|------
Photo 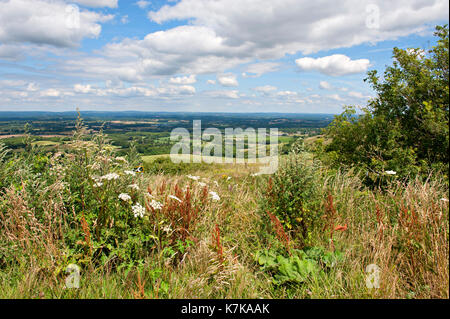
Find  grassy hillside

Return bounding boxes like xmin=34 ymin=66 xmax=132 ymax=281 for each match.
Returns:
xmin=0 ymin=125 xmax=447 ymax=299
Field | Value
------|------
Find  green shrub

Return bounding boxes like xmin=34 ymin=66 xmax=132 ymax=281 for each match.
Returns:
xmin=259 ymin=153 xmax=323 ymax=247
xmin=144 ymin=156 xmax=210 ymax=175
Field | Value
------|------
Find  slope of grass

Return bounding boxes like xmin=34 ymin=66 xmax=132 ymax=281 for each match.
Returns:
xmin=0 ymin=133 xmax=448 ymax=299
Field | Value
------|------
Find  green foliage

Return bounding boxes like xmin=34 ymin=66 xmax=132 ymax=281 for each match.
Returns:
xmin=259 ymin=153 xmax=323 ymax=246
xmin=144 ymin=156 xmax=210 ymax=175
xmin=255 ymin=247 xmax=343 ymax=285
xmin=324 ymin=25 xmax=449 ymax=182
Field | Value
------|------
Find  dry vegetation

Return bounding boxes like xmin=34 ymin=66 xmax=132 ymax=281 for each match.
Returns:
xmin=0 ymin=132 xmax=448 ymax=299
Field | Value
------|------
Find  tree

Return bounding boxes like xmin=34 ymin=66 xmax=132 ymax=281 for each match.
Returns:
xmin=324 ymin=25 xmax=449 ymax=180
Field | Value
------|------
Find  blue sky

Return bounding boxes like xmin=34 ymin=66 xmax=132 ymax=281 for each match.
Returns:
xmin=0 ymin=0 xmax=448 ymax=113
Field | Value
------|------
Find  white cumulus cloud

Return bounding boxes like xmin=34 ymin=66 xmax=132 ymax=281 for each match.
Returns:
xmin=169 ymin=75 xmax=197 ymax=85
xmin=296 ymin=55 xmax=371 ymax=76
xmin=217 ymin=74 xmax=239 ymax=87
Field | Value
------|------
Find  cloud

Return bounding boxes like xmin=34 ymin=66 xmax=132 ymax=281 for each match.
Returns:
xmin=319 ymin=81 xmax=332 ymax=89
xmin=0 ymin=0 xmax=114 ymax=48
xmin=169 ymin=75 xmax=197 ymax=85
xmin=50 ymin=0 xmax=446 ymax=82
xmin=205 ymin=90 xmax=240 ymax=99
xmin=327 ymin=94 xmax=344 ymax=101
xmin=40 ymin=89 xmax=61 ymax=97
xmin=121 ymin=15 xmax=129 ymax=24
xmin=149 ymin=0 xmax=448 ymax=57
xmin=206 ymin=80 xmax=216 ymax=85
xmin=136 ymin=0 xmax=151 ymax=9
xmin=72 ymin=83 xmax=196 ymax=98
xmin=74 ymin=84 xmax=94 ymax=94
xmin=253 ymin=85 xmax=277 ymax=94
xmin=348 ymin=91 xmax=372 ymax=99
xmin=217 ymin=74 xmax=239 ymax=87
xmin=243 ymin=62 xmax=280 ymax=78
xmin=73 ymin=0 xmax=118 ymax=8
xmin=296 ymin=55 xmax=371 ymax=76
xmin=277 ymin=91 xmax=298 ymax=97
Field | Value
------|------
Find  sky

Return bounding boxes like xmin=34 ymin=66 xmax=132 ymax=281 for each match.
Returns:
xmin=0 ymin=0 xmax=448 ymax=114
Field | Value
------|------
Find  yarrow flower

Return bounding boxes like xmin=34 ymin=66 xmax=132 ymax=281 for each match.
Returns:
xmin=209 ymin=191 xmax=221 ymax=201
xmin=128 ymin=184 xmax=140 ymax=191
xmin=118 ymin=193 xmax=131 ymax=202
xmin=150 ymin=200 xmax=164 ymax=210
xmin=168 ymin=195 xmax=182 ymax=203
xmin=124 ymin=170 xmax=136 ymax=176
xmin=101 ymin=173 xmax=120 ymax=181
xmin=132 ymin=203 xmax=146 ymax=218
xmin=91 ymin=176 xmax=103 ymax=187
xmin=385 ymin=170 xmax=397 ymax=175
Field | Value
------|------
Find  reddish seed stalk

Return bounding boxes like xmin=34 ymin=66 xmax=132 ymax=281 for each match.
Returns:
xmin=266 ymin=211 xmax=291 ymax=254
xmin=212 ymin=224 xmax=224 ymax=263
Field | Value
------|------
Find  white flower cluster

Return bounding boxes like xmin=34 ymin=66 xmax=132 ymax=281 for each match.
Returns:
xmin=128 ymin=184 xmax=140 ymax=191
xmin=209 ymin=191 xmax=221 ymax=201
xmin=187 ymin=175 xmax=200 ymax=181
xmin=385 ymin=170 xmax=397 ymax=175
xmin=132 ymin=203 xmax=146 ymax=218
xmin=124 ymin=170 xmax=136 ymax=176
xmin=118 ymin=193 xmax=131 ymax=202
xmin=91 ymin=176 xmax=103 ymax=188
xmin=101 ymin=173 xmax=120 ymax=181
xmin=149 ymin=199 xmax=164 ymax=210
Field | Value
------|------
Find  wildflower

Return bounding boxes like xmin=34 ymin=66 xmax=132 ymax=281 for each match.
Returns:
xmin=132 ymin=203 xmax=146 ymax=218
xmin=101 ymin=173 xmax=120 ymax=181
xmin=168 ymin=195 xmax=182 ymax=203
xmin=441 ymin=198 xmax=449 ymax=202
xmin=385 ymin=170 xmax=397 ymax=175
xmin=124 ymin=170 xmax=136 ymax=176
xmin=118 ymin=193 xmax=131 ymax=202
xmin=162 ymin=225 xmax=172 ymax=234
xmin=150 ymin=199 xmax=164 ymax=210
xmin=187 ymin=175 xmax=200 ymax=181
xmin=89 ymin=162 xmax=101 ymax=170
xmin=209 ymin=191 xmax=221 ymax=201
xmin=128 ymin=184 xmax=140 ymax=191
xmin=91 ymin=177 xmax=103 ymax=188
xmin=198 ymin=182 xmax=207 ymax=187
xmin=115 ymin=156 xmax=127 ymax=163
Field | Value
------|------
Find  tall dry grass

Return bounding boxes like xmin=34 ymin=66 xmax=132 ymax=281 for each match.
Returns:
xmin=320 ymin=171 xmax=449 ymax=298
